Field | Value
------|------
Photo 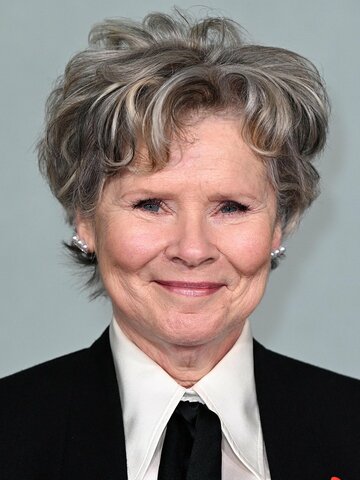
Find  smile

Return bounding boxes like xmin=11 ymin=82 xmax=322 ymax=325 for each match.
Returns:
xmin=154 ymin=281 xmax=225 ymax=297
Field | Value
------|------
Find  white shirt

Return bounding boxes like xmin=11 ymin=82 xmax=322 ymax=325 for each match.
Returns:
xmin=109 ymin=318 xmax=271 ymax=480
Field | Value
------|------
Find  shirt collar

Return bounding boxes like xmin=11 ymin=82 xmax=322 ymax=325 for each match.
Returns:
xmin=110 ymin=318 xmax=265 ymax=479
xmin=192 ymin=320 xmax=265 ymax=476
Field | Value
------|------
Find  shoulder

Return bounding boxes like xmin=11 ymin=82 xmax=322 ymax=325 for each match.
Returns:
xmin=0 ymin=346 xmax=92 ymax=446
xmin=0 ymin=328 xmax=111 ymax=395
xmin=0 ymin=347 xmax=90 ymax=408
xmin=0 ymin=329 xmax=127 ymax=479
xmin=0 ymin=329 xmax=115 ymax=475
xmin=253 ymin=340 xmax=360 ymax=420
xmin=0 ymin=328 xmax=112 ymax=416
xmin=0 ymin=347 xmax=89 ymax=477
xmin=0 ymin=346 xmax=88 ymax=382
xmin=253 ymin=339 xmax=360 ymax=400
xmin=254 ymin=342 xmax=360 ymax=458
xmin=253 ymin=340 xmax=360 ymax=474
xmin=0 ymin=330 xmax=104 ymax=421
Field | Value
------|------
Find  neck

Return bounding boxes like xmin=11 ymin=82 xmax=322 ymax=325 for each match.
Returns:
xmin=117 ymin=322 xmax=243 ymax=387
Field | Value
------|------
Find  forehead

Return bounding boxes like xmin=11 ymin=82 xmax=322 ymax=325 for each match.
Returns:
xmin=97 ymin=115 xmax=278 ymax=216
xmin=123 ymin=115 xmax=268 ymax=193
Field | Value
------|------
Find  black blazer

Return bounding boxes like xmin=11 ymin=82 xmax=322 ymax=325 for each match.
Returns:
xmin=0 ymin=329 xmax=359 ymax=480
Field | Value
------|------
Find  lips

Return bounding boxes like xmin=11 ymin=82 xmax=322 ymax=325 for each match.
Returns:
xmin=154 ymin=280 xmax=225 ymax=297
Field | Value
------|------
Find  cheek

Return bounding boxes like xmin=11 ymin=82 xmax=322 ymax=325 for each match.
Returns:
xmin=96 ymin=222 xmax=164 ymax=274
xmin=222 ymin=225 xmax=274 ymax=275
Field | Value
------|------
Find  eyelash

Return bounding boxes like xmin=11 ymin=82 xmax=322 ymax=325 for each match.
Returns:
xmin=219 ymin=200 xmax=250 ymax=214
xmin=132 ymin=198 xmax=163 ymax=212
xmin=132 ymin=198 xmax=250 ymax=215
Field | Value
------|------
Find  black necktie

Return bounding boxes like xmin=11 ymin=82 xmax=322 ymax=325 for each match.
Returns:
xmin=158 ymin=401 xmax=222 ymax=480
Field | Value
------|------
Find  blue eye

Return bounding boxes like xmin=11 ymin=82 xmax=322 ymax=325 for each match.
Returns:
xmin=220 ymin=201 xmax=249 ymax=214
xmin=133 ymin=198 xmax=162 ymax=213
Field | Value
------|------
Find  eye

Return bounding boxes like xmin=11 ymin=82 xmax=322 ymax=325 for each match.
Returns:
xmin=132 ymin=198 xmax=162 ymax=213
xmin=220 ymin=201 xmax=250 ymax=214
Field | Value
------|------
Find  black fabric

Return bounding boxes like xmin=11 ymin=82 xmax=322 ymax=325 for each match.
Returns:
xmin=0 ymin=330 xmax=127 ymax=480
xmin=158 ymin=401 xmax=222 ymax=480
xmin=253 ymin=340 xmax=360 ymax=480
xmin=0 ymin=328 xmax=359 ymax=480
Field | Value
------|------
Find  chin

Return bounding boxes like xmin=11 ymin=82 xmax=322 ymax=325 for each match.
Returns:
xmin=158 ymin=312 xmax=238 ymax=348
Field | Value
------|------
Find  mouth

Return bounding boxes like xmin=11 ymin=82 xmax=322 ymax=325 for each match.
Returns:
xmin=154 ymin=280 xmax=225 ymax=297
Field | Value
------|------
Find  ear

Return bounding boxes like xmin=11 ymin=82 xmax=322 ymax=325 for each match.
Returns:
xmin=75 ymin=211 xmax=96 ymax=253
xmin=271 ymin=221 xmax=283 ymax=251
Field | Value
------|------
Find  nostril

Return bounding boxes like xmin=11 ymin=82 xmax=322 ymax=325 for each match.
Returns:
xmin=169 ymin=255 xmax=217 ymax=268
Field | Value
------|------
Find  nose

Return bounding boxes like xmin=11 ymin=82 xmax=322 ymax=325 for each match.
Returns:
xmin=164 ymin=213 xmax=219 ymax=268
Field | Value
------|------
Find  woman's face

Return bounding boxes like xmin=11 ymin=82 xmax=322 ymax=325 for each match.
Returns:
xmin=78 ymin=116 xmax=281 ymax=352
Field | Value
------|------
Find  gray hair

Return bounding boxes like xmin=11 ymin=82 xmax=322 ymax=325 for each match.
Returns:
xmin=38 ymin=10 xmax=330 ymax=295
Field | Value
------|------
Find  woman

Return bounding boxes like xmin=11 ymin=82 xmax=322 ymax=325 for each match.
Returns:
xmin=0 ymin=10 xmax=359 ymax=480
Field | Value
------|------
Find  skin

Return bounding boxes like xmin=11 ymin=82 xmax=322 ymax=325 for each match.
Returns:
xmin=78 ymin=115 xmax=282 ymax=387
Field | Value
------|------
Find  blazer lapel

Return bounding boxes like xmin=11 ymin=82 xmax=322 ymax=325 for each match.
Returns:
xmin=61 ymin=329 xmax=128 ymax=480
xmin=253 ymin=340 xmax=325 ymax=480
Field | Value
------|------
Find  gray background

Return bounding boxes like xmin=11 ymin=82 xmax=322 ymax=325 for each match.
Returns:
xmin=1 ymin=0 xmax=359 ymax=379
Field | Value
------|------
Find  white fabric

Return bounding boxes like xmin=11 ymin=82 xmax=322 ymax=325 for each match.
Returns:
xmin=110 ymin=318 xmax=271 ymax=480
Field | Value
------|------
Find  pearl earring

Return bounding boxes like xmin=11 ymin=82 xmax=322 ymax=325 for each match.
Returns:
xmin=271 ymin=245 xmax=286 ymax=268
xmin=72 ymin=233 xmax=89 ymax=254
xmin=271 ymin=245 xmax=286 ymax=260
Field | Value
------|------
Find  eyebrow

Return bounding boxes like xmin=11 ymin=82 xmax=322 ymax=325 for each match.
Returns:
xmin=118 ymin=187 xmax=263 ymax=203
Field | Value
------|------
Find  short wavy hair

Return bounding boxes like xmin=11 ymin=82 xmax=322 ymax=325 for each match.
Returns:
xmin=38 ymin=10 xmax=330 ymax=295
